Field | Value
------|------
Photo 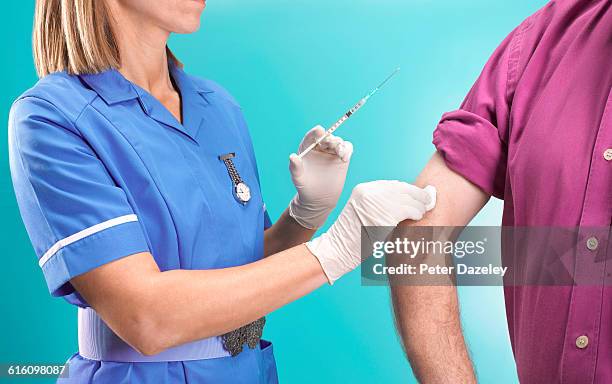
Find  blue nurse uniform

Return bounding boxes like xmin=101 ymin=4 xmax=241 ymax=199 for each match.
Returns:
xmin=8 ymin=61 xmax=278 ymax=383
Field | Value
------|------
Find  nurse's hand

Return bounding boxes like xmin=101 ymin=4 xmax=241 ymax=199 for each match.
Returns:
xmin=306 ymin=180 xmax=437 ymax=284
xmin=288 ymin=125 xmax=353 ymax=229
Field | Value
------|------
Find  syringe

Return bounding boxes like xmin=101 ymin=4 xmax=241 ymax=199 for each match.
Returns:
xmin=297 ymin=67 xmax=400 ymax=159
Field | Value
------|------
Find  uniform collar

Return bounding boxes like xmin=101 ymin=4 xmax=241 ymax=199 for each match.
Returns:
xmin=79 ymin=68 xmax=140 ymax=105
xmin=79 ymin=62 xmax=215 ymax=143
xmin=169 ymin=63 xmax=215 ymax=98
xmin=168 ymin=63 xmax=215 ymax=142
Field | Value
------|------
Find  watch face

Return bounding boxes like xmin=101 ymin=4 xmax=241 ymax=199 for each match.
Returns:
xmin=235 ymin=182 xmax=251 ymax=203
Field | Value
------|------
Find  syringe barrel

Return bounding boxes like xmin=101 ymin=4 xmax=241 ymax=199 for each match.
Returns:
xmin=348 ymin=98 xmax=367 ymax=115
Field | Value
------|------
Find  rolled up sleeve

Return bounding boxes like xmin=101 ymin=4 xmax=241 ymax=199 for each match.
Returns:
xmin=434 ymin=110 xmax=508 ymax=199
xmin=9 ymin=96 xmax=150 ymax=297
xmin=433 ymin=23 xmax=525 ymax=199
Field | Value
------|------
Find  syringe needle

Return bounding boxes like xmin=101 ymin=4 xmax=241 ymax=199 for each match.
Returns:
xmin=368 ymin=67 xmax=400 ymax=99
xmin=297 ymin=67 xmax=400 ymax=159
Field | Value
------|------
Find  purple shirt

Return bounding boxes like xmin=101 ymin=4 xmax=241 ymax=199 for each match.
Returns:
xmin=433 ymin=1 xmax=611 ymax=382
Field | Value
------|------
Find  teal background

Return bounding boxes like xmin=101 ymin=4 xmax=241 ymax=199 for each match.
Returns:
xmin=0 ymin=1 xmax=548 ymax=383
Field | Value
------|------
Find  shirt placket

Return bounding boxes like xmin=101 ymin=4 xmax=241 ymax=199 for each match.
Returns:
xmin=561 ymin=89 xmax=612 ymax=384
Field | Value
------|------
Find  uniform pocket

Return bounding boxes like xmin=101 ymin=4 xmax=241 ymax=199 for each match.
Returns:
xmin=260 ymin=340 xmax=279 ymax=384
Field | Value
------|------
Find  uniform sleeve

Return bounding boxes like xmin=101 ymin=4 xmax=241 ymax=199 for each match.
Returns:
xmin=432 ymin=23 xmax=527 ymax=199
xmin=9 ymin=97 xmax=150 ymax=298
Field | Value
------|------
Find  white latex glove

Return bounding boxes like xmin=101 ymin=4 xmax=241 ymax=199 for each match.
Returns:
xmin=307 ymin=181 xmax=437 ymax=284
xmin=288 ymin=125 xmax=353 ymax=229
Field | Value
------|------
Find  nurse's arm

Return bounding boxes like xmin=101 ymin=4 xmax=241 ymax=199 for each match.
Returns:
xmin=390 ymin=152 xmax=488 ymax=383
xmin=263 ymin=209 xmax=316 ymax=256
xmin=71 ymin=243 xmax=327 ymax=356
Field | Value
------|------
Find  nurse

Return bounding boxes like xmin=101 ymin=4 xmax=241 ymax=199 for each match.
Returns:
xmin=9 ymin=0 xmax=434 ymax=383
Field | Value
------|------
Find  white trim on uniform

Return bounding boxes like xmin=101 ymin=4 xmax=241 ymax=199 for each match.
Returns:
xmin=38 ymin=214 xmax=139 ymax=268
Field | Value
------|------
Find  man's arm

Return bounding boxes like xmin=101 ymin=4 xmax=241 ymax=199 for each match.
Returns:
xmin=391 ymin=152 xmax=490 ymax=383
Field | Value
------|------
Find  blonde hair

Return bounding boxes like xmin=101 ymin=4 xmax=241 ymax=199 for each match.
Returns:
xmin=33 ymin=0 xmax=180 ymax=77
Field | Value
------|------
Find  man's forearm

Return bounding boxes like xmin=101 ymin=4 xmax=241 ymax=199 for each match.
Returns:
xmin=391 ymin=284 xmax=475 ymax=383
xmin=389 ymin=225 xmax=475 ymax=383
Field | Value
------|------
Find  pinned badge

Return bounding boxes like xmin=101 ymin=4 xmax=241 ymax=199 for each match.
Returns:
xmin=219 ymin=153 xmax=251 ymax=204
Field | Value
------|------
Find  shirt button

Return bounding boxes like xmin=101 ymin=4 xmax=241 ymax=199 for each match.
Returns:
xmin=586 ymin=237 xmax=599 ymax=251
xmin=604 ymin=148 xmax=612 ymax=161
xmin=576 ymin=335 xmax=589 ymax=349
